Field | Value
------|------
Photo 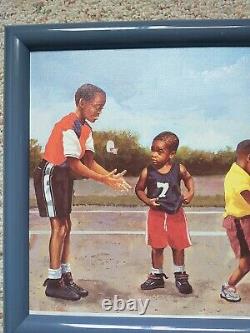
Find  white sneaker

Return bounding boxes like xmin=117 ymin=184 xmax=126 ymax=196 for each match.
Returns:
xmin=220 ymin=284 xmax=241 ymax=302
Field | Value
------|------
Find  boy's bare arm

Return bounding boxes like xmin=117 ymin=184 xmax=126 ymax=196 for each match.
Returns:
xmin=240 ymin=190 xmax=250 ymax=205
xmin=68 ymin=157 xmax=130 ymax=191
xmin=135 ymin=168 xmax=159 ymax=207
xmin=71 ymin=151 xmax=95 ymax=179
xmin=180 ymin=164 xmax=194 ymax=204
xmin=90 ymin=160 xmax=130 ymax=191
xmin=82 ymin=151 xmax=128 ymax=180
xmin=90 ymin=160 xmax=114 ymax=175
xmin=82 ymin=150 xmax=95 ymax=170
xmin=81 ymin=151 xmax=109 ymax=175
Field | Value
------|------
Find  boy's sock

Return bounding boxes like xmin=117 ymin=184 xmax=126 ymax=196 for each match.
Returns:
xmin=48 ymin=267 xmax=62 ymax=279
xmin=173 ymin=265 xmax=185 ymax=274
xmin=61 ymin=263 xmax=71 ymax=274
xmin=151 ymin=267 xmax=163 ymax=275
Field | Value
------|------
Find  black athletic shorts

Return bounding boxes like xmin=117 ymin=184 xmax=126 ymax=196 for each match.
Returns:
xmin=33 ymin=159 xmax=73 ymax=218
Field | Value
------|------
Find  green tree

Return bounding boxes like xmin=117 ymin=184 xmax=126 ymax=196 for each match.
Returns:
xmin=176 ymin=146 xmax=235 ymax=175
xmin=93 ymin=130 xmax=151 ymax=176
xmin=30 ymin=138 xmax=42 ymax=176
xmin=29 ymin=133 xmax=236 ymax=178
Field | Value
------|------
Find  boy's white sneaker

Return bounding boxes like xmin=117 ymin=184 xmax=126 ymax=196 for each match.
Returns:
xmin=220 ymin=284 xmax=241 ymax=302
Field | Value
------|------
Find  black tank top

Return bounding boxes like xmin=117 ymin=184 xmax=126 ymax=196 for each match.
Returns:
xmin=146 ymin=162 xmax=183 ymax=214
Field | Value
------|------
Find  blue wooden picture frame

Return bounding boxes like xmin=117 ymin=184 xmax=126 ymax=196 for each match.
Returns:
xmin=4 ymin=19 xmax=250 ymax=333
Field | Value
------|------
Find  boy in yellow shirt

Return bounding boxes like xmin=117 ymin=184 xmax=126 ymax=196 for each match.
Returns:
xmin=220 ymin=140 xmax=250 ymax=302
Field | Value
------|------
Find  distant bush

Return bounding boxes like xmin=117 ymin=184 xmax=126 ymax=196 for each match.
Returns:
xmin=30 ymin=131 xmax=235 ymax=177
xmin=176 ymin=146 xmax=235 ymax=175
xmin=29 ymin=139 xmax=42 ymax=176
xmin=93 ymin=130 xmax=151 ymax=176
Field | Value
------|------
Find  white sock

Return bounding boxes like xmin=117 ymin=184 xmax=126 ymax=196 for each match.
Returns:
xmin=151 ymin=267 xmax=163 ymax=275
xmin=48 ymin=267 xmax=62 ymax=279
xmin=61 ymin=263 xmax=71 ymax=274
xmin=173 ymin=265 xmax=185 ymax=273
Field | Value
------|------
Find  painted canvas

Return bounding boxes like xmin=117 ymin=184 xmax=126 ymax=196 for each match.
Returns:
xmin=29 ymin=46 xmax=250 ymax=318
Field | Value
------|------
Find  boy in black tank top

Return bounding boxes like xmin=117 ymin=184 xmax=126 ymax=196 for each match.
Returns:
xmin=135 ymin=131 xmax=194 ymax=294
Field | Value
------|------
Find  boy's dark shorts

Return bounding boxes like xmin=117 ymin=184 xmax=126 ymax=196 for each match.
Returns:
xmin=33 ymin=160 xmax=73 ymax=218
xmin=223 ymin=215 xmax=250 ymax=258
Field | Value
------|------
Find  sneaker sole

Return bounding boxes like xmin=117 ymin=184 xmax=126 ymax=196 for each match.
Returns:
xmin=220 ymin=293 xmax=241 ymax=302
xmin=177 ymin=289 xmax=193 ymax=294
xmin=141 ymin=285 xmax=164 ymax=290
xmin=45 ymin=292 xmax=81 ymax=301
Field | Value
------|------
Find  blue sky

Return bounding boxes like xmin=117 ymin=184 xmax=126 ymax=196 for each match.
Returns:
xmin=30 ymin=47 xmax=250 ymax=152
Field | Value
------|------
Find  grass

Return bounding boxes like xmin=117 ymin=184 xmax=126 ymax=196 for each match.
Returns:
xmin=29 ymin=194 xmax=225 ymax=208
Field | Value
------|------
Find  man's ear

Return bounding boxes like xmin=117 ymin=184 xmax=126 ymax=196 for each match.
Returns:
xmin=79 ymin=98 xmax=86 ymax=108
xmin=247 ymin=154 xmax=250 ymax=162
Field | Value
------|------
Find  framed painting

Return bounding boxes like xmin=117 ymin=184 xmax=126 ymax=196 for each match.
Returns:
xmin=4 ymin=19 xmax=250 ymax=333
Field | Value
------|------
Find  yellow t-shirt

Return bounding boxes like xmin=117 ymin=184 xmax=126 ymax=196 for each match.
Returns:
xmin=224 ymin=162 xmax=250 ymax=218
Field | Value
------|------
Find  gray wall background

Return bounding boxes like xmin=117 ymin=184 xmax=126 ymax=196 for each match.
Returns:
xmin=1 ymin=0 xmax=250 ymax=331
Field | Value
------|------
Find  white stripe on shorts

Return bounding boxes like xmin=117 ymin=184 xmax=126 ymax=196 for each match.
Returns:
xmin=145 ymin=215 xmax=148 ymax=245
xmin=183 ymin=209 xmax=192 ymax=246
xmin=43 ymin=163 xmax=56 ymax=218
xmin=164 ymin=213 xmax=168 ymax=231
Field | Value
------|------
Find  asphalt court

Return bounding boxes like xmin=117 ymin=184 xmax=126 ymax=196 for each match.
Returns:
xmin=29 ymin=207 xmax=250 ymax=317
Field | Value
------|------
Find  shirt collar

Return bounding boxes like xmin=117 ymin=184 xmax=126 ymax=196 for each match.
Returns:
xmin=232 ymin=162 xmax=250 ymax=178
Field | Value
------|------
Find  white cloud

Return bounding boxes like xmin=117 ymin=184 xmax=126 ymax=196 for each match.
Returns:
xmin=30 ymin=48 xmax=250 ymax=152
xmin=30 ymin=101 xmax=73 ymax=149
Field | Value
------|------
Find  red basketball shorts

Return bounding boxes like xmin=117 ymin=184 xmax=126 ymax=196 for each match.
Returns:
xmin=146 ymin=207 xmax=192 ymax=250
xmin=223 ymin=215 xmax=250 ymax=258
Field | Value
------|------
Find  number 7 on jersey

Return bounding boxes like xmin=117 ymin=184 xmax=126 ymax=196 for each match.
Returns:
xmin=157 ymin=182 xmax=169 ymax=198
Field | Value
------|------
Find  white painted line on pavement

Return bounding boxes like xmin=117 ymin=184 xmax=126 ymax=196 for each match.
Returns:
xmin=29 ymin=230 xmax=226 ymax=236
xmin=30 ymin=230 xmax=145 ymax=235
xmin=29 ymin=209 xmax=223 ymax=214
xmin=186 ymin=211 xmax=223 ymax=215
xmin=29 ymin=210 xmax=147 ymax=214
xmin=191 ymin=231 xmax=225 ymax=236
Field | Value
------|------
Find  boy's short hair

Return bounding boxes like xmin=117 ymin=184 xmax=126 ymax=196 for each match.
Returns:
xmin=236 ymin=140 xmax=250 ymax=157
xmin=153 ymin=131 xmax=179 ymax=152
xmin=75 ymin=83 xmax=106 ymax=105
